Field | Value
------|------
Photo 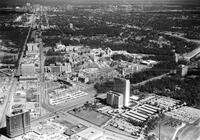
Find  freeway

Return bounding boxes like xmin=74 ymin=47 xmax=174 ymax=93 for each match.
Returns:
xmin=161 ymin=31 xmax=200 ymax=61
xmin=0 ymin=12 xmax=35 ymax=128
xmin=131 ymin=72 xmax=170 ymax=87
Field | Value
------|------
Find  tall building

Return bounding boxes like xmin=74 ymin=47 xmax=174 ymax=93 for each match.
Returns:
xmin=106 ymin=91 xmax=123 ymax=108
xmin=21 ymin=63 xmax=35 ymax=76
xmin=6 ymin=110 xmax=31 ymax=138
xmin=113 ymin=78 xmax=130 ymax=107
xmin=113 ymin=93 xmax=124 ymax=108
xmin=106 ymin=91 xmax=114 ymax=106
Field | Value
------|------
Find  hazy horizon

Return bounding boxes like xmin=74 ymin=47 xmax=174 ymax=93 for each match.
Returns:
xmin=0 ymin=0 xmax=200 ymax=7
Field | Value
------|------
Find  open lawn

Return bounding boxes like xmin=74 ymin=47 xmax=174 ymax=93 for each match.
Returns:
xmin=176 ymin=119 xmax=200 ymax=140
xmin=151 ymin=115 xmax=182 ymax=140
xmin=69 ymin=109 xmax=111 ymax=126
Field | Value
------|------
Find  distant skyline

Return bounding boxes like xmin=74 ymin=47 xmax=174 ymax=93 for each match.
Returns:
xmin=0 ymin=0 xmax=200 ymax=6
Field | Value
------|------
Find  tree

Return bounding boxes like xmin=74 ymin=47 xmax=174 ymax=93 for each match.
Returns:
xmin=147 ymin=134 xmax=156 ymax=140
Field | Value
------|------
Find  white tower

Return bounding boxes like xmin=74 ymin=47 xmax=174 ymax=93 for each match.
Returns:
xmin=113 ymin=78 xmax=130 ymax=107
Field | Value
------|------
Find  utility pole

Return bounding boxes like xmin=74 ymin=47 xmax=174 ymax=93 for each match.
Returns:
xmin=38 ymin=8 xmax=44 ymax=116
xmin=159 ymin=120 xmax=161 ymax=140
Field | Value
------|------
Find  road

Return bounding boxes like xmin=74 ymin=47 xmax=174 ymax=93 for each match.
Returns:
xmin=132 ymin=72 xmax=170 ymax=87
xmin=172 ymin=123 xmax=186 ymax=140
xmin=0 ymin=12 xmax=35 ymax=128
xmin=161 ymin=31 xmax=200 ymax=61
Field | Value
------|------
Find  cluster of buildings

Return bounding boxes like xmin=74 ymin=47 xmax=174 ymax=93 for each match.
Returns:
xmin=45 ymin=62 xmax=72 ymax=74
xmin=121 ymin=104 xmax=159 ymax=123
xmin=47 ymin=41 xmax=157 ymax=86
xmin=19 ymin=42 xmax=41 ymax=79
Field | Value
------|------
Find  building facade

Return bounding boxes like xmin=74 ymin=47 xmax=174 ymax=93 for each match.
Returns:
xmin=6 ymin=110 xmax=31 ymax=138
xmin=106 ymin=91 xmax=123 ymax=108
xmin=27 ymin=43 xmax=39 ymax=53
xmin=113 ymin=78 xmax=130 ymax=107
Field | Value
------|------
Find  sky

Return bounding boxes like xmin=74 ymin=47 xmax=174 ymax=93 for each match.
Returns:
xmin=0 ymin=0 xmax=199 ymax=7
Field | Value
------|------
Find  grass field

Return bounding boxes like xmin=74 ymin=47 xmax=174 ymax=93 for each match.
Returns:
xmin=176 ymin=119 xmax=200 ymax=140
xmin=105 ymin=125 xmax=138 ymax=139
xmin=151 ymin=116 xmax=182 ymax=140
xmin=69 ymin=109 xmax=111 ymax=126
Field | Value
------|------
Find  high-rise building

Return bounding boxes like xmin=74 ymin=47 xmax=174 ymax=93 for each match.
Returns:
xmin=6 ymin=110 xmax=31 ymax=138
xmin=106 ymin=92 xmax=114 ymax=106
xmin=113 ymin=78 xmax=130 ymax=107
xmin=113 ymin=93 xmax=124 ymax=108
xmin=106 ymin=91 xmax=123 ymax=108
xmin=21 ymin=63 xmax=35 ymax=76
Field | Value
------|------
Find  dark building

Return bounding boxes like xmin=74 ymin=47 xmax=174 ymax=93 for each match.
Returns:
xmin=6 ymin=109 xmax=31 ymax=138
xmin=106 ymin=91 xmax=123 ymax=108
xmin=198 ymin=61 xmax=200 ymax=69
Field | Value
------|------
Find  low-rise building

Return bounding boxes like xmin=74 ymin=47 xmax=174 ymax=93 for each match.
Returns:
xmin=49 ymin=90 xmax=88 ymax=105
xmin=45 ymin=63 xmax=72 ymax=74
xmin=177 ymin=65 xmax=188 ymax=77
xmin=27 ymin=43 xmax=39 ymax=53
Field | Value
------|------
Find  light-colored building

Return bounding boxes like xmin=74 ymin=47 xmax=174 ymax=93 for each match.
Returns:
xmin=69 ymin=23 xmax=74 ymax=29
xmin=27 ymin=43 xmax=39 ymax=53
xmin=113 ymin=78 xmax=130 ymax=107
xmin=130 ymin=95 xmax=139 ymax=101
xmin=61 ymin=63 xmax=72 ymax=73
xmin=117 ymin=65 xmax=139 ymax=76
xmin=46 ymin=63 xmax=71 ymax=74
xmin=49 ymin=90 xmax=88 ymax=105
xmin=177 ymin=65 xmax=188 ymax=77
